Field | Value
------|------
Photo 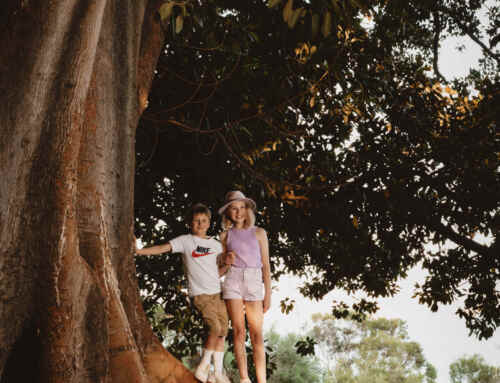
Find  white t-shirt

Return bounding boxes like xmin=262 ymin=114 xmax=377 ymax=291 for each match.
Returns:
xmin=169 ymin=234 xmax=223 ymax=297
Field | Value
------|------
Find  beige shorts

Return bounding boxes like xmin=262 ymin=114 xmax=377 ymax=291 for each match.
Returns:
xmin=193 ymin=293 xmax=229 ymax=337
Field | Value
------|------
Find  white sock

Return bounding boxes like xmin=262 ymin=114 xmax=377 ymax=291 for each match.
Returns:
xmin=200 ymin=349 xmax=214 ymax=367
xmin=213 ymin=351 xmax=224 ymax=372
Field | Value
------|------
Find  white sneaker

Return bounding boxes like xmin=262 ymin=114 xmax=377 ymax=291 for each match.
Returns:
xmin=194 ymin=363 xmax=210 ymax=382
xmin=240 ymin=378 xmax=251 ymax=383
xmin=207 ymin=371 xmax=216 ymax=383
xmin=214 ymin=371 xmax=231 ymax=383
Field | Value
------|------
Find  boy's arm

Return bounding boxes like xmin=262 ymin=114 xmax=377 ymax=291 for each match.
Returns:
xmin=135 ymin=241 xmax=172 ymax=256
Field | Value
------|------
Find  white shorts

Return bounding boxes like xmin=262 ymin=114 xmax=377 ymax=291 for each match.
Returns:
xmin=222 ymin=267 xmax=264 ymax=301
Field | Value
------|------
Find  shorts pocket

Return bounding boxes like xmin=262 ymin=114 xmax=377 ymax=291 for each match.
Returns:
xmin=245 ymin=269 xmax=264 ymax=300
xmin=193 ymin=294 xmax=209 ymax=312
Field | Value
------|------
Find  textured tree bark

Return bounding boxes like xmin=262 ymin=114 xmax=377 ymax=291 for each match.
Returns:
xmin=0 ymin=1 xmax=196 ymax=382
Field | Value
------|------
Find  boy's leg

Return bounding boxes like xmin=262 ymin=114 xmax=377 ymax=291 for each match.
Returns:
xmin=211 ymin=294 xmax=231 ymax=383
xmin=193 ymin=294 xmax=223 ymax=382
xmin=213 ymin=292 xmax=229 ymax=365
xmin=204 ymin=332 xmax=219 ymax=350
xmin=195 ymin=338 xmax=215 ymax=382
xmin=199 ymin=333 xmax=221 ymax=383
xmin=213 ymin=336 xmax=225 ymax=371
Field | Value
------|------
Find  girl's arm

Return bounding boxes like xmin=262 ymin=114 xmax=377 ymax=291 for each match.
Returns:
xmin=256 ymin=227 xmax=272 ymax=313
xmin=218 ymin=253 xmax=235 ymax=276
xmin=217 ymin=231 xmax=234 ymax=276
xmin=135 ymin=241 xmax=172 ymax=256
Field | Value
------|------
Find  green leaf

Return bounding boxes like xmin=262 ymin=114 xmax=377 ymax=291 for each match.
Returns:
xmin=248 ymin=31 xmax=259 ymax=42
xmin=239 ymin=125 xmax=253 ymax=137
xmin=267 ymin=0 xmax=282 ymax=8
xmin=322 ymin=11 xmax=332 ymax=38
xmin=349 ymin=0 xmax=364 ymax=10
xmin=287 ymin=7 xmax=304 ymax=29
xmin=283 ymin=0 xmax=293 ymax=23
xmin=175 ymin=14 xmax=184 ymax=34
xmin=295 ymin=337 xmax=317 ymax=356
xmin=311 ymin=13 xmax=320 ymax=38
xmin=331 ymin=0 xmax=341 ymax=16
xmin=158 ymin=1 xmax=175 ymax=22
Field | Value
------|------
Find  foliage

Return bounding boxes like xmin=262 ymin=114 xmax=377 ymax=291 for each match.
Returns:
xmin=295 ymin=335 xmax=317 ymax=357
xmin=449 ymin=354 xmax=500 ymax=383
xmin=308 ymin=313 xmax=438 ymax=383
xmin=134 ymin=0 xmax=500 ymax=350
xmin=266 ymin=329 xmax=322 ymax=383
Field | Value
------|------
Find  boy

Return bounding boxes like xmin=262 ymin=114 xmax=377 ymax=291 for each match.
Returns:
xmin=135 ymin=203 xmax=233 ymax=383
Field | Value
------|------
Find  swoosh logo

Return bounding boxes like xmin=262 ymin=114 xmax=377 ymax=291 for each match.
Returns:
xmin=191 ymin=250 xmax=215 ymax=258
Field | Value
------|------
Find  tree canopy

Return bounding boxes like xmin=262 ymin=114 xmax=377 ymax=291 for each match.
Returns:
xmin=449 ymin=354 xmax=500 ymax=383
xmin=134 ymin=0 xmax=500 ymax=347
xmin=307 ymin=313 xmax=437 ymax=383
xmin=266 ymin=330 xmax=322 ymax=383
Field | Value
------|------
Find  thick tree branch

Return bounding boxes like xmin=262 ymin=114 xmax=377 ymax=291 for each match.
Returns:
xmin=360 ymin=181 xmax=494 ymax=258
xmin=396 ymin=188 xmax=494 ymax=257
xmin=433 ymin=11 xmax=447 ymax=82
xmin=138 ymin=0 xmax=166 ymax=114
xmin=439 ymin=7 xmax=500 ymax=64
xmin=425 ymin=216 xmax=492 ymax=257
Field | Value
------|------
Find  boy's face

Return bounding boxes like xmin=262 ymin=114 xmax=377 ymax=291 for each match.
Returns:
xmin=190 ymin=213 xmax=210 ymax=237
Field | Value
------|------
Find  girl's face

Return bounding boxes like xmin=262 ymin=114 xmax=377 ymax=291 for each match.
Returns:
xmin=227 ymin=200 xmax=247 ymax=227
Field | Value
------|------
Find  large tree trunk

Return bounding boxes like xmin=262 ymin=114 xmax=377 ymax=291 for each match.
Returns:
xmin=0 ymin=1 xmax=196 ymax=382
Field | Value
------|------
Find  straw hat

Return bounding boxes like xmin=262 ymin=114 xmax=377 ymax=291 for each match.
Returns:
xmin=218 ymin=190 xmax=256 ymax=215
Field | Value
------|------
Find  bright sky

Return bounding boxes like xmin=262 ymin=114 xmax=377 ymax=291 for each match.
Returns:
xmin=265 ymin=29 xmax=498 ymax=383
xmin=264 ymin=270 xmax=500 ymax=383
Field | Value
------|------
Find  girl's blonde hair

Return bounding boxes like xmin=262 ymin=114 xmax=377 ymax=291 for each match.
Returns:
xmin=221 ymin=201 xmax=256 ymax=230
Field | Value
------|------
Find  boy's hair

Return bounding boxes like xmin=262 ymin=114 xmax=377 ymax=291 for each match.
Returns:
xmin=186 ymin=203 xmax=212 ymax=223
xmin=221 ymin=201 xmax=255 ymax=230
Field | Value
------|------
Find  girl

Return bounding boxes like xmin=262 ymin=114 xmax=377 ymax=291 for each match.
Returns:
xmin=218 ymin=191 xmax=272 ymax=383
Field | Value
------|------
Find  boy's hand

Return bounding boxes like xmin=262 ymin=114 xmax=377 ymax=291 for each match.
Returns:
xmin=133 ymin=236 xmax=139 ymax=254
xmin=225 ymin=251 xmax=236 ymax=265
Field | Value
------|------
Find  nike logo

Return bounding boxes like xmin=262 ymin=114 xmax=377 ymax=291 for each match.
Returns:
xmin=192 ymin=246 xmax=215 ymax=258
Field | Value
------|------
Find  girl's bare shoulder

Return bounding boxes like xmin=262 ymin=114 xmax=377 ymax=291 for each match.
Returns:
xmin=254 ymin=226 xmax=267 ymax=238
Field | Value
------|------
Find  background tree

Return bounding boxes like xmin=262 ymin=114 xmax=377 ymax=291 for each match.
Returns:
xmin=308 ymin=314 xmax=438 ymax=383
xmin=265 ymin=329 xmax=322 ymax=383
xmin=449 ymin=354 xmax=500 ymax=383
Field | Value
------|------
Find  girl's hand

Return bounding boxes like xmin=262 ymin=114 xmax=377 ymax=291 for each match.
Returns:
xmin=263 ymin=293 xmax=271 ymax=313
xmin=225 ymin=251 xmax=236 ymax=265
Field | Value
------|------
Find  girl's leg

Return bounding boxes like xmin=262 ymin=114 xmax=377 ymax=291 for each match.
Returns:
xmin=245 ymin=300 xmax=265 ymax=383
xmin=226 ymin=299 xmax=249 ymax=380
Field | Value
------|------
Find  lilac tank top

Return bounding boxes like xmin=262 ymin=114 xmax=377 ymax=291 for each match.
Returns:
xmin=226 ymin=227 xmax=262 ymax=268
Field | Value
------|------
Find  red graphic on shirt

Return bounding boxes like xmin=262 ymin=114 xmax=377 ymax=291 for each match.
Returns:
xmin=192 ymin=245 xmax=215 ymax=258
